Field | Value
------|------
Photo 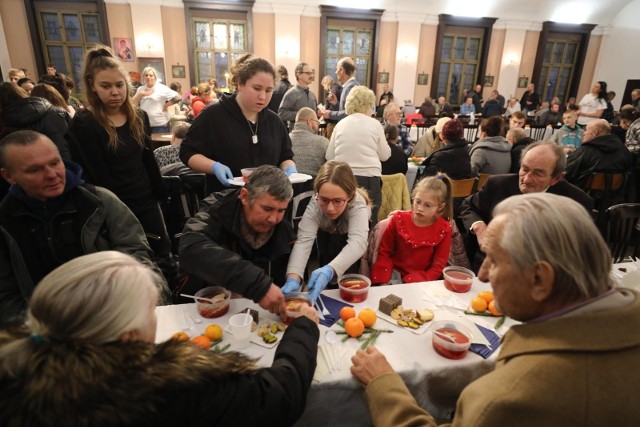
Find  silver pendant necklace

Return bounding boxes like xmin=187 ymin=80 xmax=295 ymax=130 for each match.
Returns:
xmin=247 ymin=119 xmax=259 ymax=144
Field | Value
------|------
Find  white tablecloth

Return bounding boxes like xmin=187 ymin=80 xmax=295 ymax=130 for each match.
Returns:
xmin=406 ymin=162 xmax=419 ymax=189
xmin=156 ymin=279 xmax=516 ymax=426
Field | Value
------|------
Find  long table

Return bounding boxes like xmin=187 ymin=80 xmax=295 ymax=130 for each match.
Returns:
xmin=156 ymin=278 xmax=516 ymax=425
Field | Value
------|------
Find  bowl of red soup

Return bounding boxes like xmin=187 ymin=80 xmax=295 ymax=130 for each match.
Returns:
xmin=431 ymin=320 xmax=472 ymax=360
xmin=283 ymin=292 xmax=312 ymax=324
xmin=442 ymin=266 xmax=475 ymax=293
xmin=195 ymin=286 xmax=231 ymax=318
xmin=338 ymin=274 xmax=371 ymax=303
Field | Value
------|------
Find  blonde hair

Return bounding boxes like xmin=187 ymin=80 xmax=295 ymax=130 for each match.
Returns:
xmin=82 ymin=45 xmax=146 ymax=149
xmin=0 ymin=252 xmax=165 ymax=375
xmin=345 ymin=86 xmax=375 ymax=115
xmin=314 ymin=160 xmax=370 ymax=205
xmin=412 ymin=173 xmax=453 ymax=221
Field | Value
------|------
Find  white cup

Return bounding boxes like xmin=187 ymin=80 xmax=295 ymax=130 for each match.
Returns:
xmin=228 ymin=313 xmax=253 ymax=349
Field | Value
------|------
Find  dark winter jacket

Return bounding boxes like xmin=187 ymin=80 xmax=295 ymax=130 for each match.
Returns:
xmin=416 ymin=139 xmax=472 ymax=187
xmin=381 ymin=143 xmax=409 ymax=176
xmin=179 ymin=188 xmax=296 ymax=302
xmin=0 ymin=97 xmax=70 ymax=159
xmin=0 ymin=315 xmax=319 ymax=427
xmin=509 ymin=136 xmax=535 ymax=173
xmin=565 ymin=133 xmax=634 ymax=190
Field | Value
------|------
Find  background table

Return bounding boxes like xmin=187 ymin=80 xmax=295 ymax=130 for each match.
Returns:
xmin=406 ymin=162 xmax=419 ymax=189
xmin=156 ymin=278 xmax=515 ymax=425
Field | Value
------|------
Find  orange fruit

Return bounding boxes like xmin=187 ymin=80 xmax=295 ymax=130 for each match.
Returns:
xmin=478 ymin=291 xmax=494 ymax=304
xmin=171 ymin=331 xmax=189 ymax=342
xmin=488 ymin=300 xmax=503 ymax=316
xmin=190 ymin=335 xmax=212 ymax=349
xmin=357 ymin=308 xmax=377 ymax=328
xmin=345 ymin=317 xmax=365 ymax=338
xmin=205 ymin=324 xmax=223 ymax=341
xmin=470 ymin=297 xmax=488 ymax=313
xmin=340 ymin=306 xmax=356 ymax=321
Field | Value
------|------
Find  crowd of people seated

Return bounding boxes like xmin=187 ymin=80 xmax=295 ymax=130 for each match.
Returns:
xmin=2 ymin=49 xmax=640 ymax=425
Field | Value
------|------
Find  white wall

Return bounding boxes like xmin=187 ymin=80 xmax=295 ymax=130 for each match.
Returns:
xmin=594 ymin=0 xmax=640 ymax=108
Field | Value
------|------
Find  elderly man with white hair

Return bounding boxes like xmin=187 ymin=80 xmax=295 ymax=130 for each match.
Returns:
xmin=351 ymin=192 xmax=640 ymax=426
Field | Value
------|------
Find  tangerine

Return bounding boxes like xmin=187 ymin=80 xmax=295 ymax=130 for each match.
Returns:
xmin=171 ymin=331 xmax=189 ymax=342
xmin=358 ymin=308 xmax=377 ymax=327
xmin=470 ymin=297 xmax=488 ymax=313
xmin=345 ymin=317 xmax=365 ymax=338
xmin=190 ymin=335 xmax=212 ymax=349
xmin=340 ymin=306 xmax=356 ymax=321
xmin=205 ymin=324 xmax=223 ymax=341
xmin=478 ymin=291 xmax=494 ymax=304
xmin=488 ymin=300 xmax=503 ymax=316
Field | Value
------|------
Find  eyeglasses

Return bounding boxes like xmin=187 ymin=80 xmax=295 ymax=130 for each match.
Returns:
xmin=316 ymin=194 xmax=347 ymax=208
xmin=300 ymin=71 xmax=315 ymax=76
xmin=412 ymin=199 xmax=441 ymax=210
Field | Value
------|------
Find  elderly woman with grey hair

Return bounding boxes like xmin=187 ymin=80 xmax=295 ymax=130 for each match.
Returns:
xmin=326 ymin=85 xmax=391 ymax=225
xmin=0 ymin=251 xmax=319 ymax=426
xmin=133 ymin=66 xmax=180 ymax=133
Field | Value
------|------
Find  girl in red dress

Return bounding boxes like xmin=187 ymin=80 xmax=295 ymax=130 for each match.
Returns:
xmin=371 ymin=174 xmax=452 ymax=284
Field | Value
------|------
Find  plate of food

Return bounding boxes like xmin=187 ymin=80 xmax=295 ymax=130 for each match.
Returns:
xmin=409 ymin=156 xmax=425 ymax=165
xmin=225 ymin=319 xmax=286 ymax=349
xmin=376 ymin=293 xmax=434 ymax=335
xmin=228 ymin=172 xmax=313 ymax=186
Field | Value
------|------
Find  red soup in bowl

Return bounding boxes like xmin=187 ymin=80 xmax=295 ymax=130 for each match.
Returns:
xmin=338 ymin=274 xmax=371 ymax=303
xmin=443 ymin=266 xmax=475 ymax=293
xmin=195 ymin=286 xmax=231 ymax=318
xmin=283 ymin=292 xmax=312 ymax=324
xmin=431 ymin=321 xmax=472 ymax=360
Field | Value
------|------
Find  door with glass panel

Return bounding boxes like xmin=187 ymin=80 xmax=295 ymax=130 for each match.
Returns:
xmin=325 ymin=25 xmax=372 ymax=87
xmin=192 ymin=19 xmax=247 ymax=89
xmin=436 ymin=32 xmax=482 ymax=106
xmin=36 ymin=9 xmax=102 ymax=85
xmin=537 ymin=36 xmax=580 ymax=103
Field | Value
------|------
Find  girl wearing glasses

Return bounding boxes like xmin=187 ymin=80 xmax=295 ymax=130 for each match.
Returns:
xmin=370 ymin=174 xmax=452 ymax=284
xmin=282 ymin=161 xmax=370 ymax=302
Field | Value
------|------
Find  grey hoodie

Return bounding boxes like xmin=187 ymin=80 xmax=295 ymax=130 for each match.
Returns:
xmin=469 ymin=136 xmax=512 ymax=175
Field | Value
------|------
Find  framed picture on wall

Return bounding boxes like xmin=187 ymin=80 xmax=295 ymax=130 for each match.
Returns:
xmin=518 ymin=76 xmax=529 ymax=88
xmin=417 ymin=73 xmax=429 ymax=85
xmin=378 ymin=72 xmax=389 ymax=84
xmin=139 ymin=57 xmax=166 ymax=83
xmin=483 ymin=75 xmax=494 ymax=87
xmin=172 ymin=65 xmax=186 ymax=79
xmin=113 ymin=37 xmax=134 ymax=62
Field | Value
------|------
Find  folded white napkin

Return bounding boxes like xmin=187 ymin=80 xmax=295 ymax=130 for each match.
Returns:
xmin=422 ymin=289 xmax=467 ymax=310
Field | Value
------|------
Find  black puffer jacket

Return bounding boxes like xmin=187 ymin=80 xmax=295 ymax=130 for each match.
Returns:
xmin=0 ymin=97 xmax=70 ymax=159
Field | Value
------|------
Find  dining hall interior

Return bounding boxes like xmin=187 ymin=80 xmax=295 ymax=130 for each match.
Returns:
xmin=1 ymin=0 xmax=640 ymax=108
xmin=1 ymin=1 xmax=640 ymax=426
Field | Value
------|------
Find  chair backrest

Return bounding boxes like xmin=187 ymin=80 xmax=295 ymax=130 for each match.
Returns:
xmin=476 ymin=173 xmax=491 ymax=191
xmin=291 ymin=190 xmax=315 ymax=231
xmin=450 ymin=177 xmax=477 ymax=198
xmin=379 ymin=173 xmax=411 ymax=221
xmin=463 ymin=124 xmax=479 ymax=144
xmin=529 ymin=124 xmax=548 ymax=140
xmin=586 ymin=172 xmax=626 ymax=192
xmin=604 ymin=203 xmax=640 ymax=263
xmin=405 ymin=113 xmax=424 ymax=125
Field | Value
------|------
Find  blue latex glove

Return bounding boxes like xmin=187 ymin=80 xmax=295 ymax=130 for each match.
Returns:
xmin=284 ymin=165 xmax=298 ymax=177
xmin=307 ymin=265 xmax=334 ymax=303
xmin=281 ymin=277 xmax=301 ymax=294
xmin=211 ymin=162 xmax=233 ymax=186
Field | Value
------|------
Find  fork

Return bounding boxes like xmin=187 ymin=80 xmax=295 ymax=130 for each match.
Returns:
xmin=316 ymin=296 xmax=331 ymax=318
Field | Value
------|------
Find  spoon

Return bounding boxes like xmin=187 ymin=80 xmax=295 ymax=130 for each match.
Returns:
xmin=180 ymin=293 xmax=225 ymax=304
xmin=181 ymin=307 xmax=193 ymax=331
xmin=186 ymin=310 xmax=203 ymax=324
xmin=325 ymin=330 xmax=343 ymax=372
xmin=433 ymin=330 xmax=457 ymax=343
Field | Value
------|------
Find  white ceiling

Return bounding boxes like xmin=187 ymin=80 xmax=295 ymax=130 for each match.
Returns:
xmin=253 ymin=0 xmax=639 ymax=28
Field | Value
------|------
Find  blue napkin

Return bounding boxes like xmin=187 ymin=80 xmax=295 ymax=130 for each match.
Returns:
xmin=469 ymin=324 xmax=501 ymax=359
xmin=318 ymin=294 xmax=353 ymax=327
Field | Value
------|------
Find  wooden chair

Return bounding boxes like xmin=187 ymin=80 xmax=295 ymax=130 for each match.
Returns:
xmin=585 ymin=172 xmax=626 ymax=192
xmin=603 ymin=203 xmax=640 ymax=263
xmin=463 ymin=124 xmax=479 ymax=144
xmin=450 ymin=177 xmax=477 ymax=198
xmin=476 ymin=173 xmax=491 ymax=191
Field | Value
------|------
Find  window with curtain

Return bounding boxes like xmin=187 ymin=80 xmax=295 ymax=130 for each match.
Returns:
xmin=192 ymin=18 xmax=247 ymax=89
xmin=436 ymin=31 xmax=483 ymax=105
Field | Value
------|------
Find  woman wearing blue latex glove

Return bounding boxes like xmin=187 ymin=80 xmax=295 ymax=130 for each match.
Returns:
xmin=281 ymin=277 xmax=301 ymax=294
xmin=286 ymin=161 xmax=370 ymax=301
xmin=179 ymin=54 xmax=297 ymax=193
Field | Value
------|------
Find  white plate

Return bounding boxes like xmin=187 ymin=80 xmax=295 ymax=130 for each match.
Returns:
xmin=224 ymin=324 xmax=281 ymax=349
xmin=376 ymin=309 xmax=432 ymax=335
xmin=227 ymin=172 xmax=313 ymax=186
